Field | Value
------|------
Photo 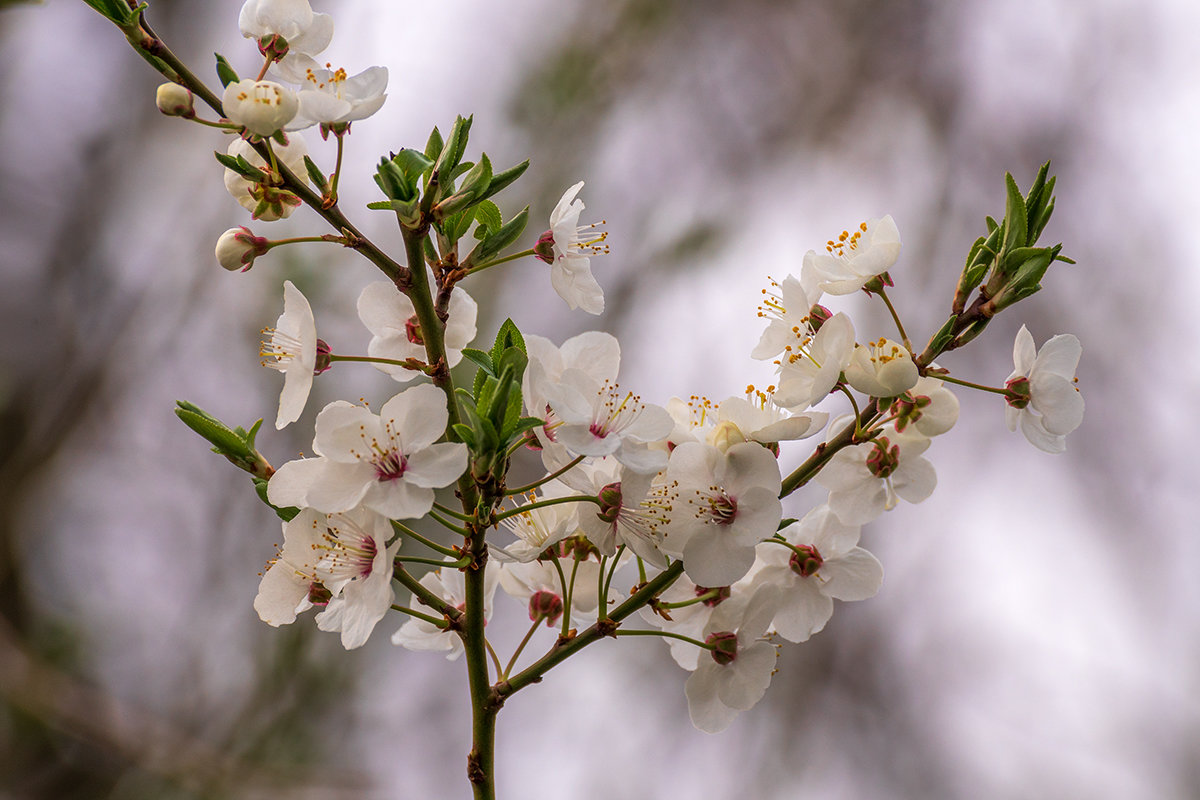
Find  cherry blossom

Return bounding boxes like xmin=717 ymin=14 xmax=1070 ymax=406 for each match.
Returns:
xmin=238 ymin=0 xmax=333 ymax=59
xmin=844 ymin=337 xmax=919 ymax=398
xmin=662 ymin=442 xmax=783 ymax=587
xmin=684 ymin=586 xmax=782 ymax=733
xmin=356 ymin=280 xmax=477 ymax=383
xmin=772 ymin=311 xmax=856 ymax=410
xmin=266 ymin=383 xmax=468 ymax=519
xmin=222 ymin=79 xmax=299 ymax=137
xmin=274 ymin=55 xmax=388 ymax=129
xmin=392 ymin=562 xmax=501 ymax=660
xmin=223 ymin=135 xmax=309 ymax=221
xmin=754 ymin=505 xmax=882 ymax=643
xmin=801 ymin=215 xmax=901 ymax=296
xmin=816 ymin=421 xmax=936 ymax=525
xmin=1005 ymin=325 xmax=1084 ymax=454
xmin=534 ymin=182 xmax=607 ymax=314
xmin=254 ymin=506 xmax=398 ymax=649
xmin=260 ymin=280 xmax=318 ymax=430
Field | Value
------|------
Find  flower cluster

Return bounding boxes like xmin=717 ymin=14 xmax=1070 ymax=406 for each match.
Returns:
xmin=94 ymin=0 xmax=1085 ymax=789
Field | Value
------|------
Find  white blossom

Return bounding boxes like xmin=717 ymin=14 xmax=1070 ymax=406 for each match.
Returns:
xmin=274 ymin=55 xmax=388 ymax=128
xmin=755 ymin=505 xmax=882 ymax=643
xmin=817 ymin=421 xmax=936 ymax=525
xmin=356 ymin=280 xmax=477 ymax=383
xmin=844 ymin=337 xmax=919 ymax=398
xmin=684 ymin=586 xmax=782 ymax=733
xmin=267 ymin=383 xmax=468 ymax=519
xmin=239 ymin=0 xmax=333 ymax=58
xmin=254 ymin=506 xmax=398 ymax=650
xmin=661 ymin=442 xmax=782 ymax=587
xmin=260 ymin=280 xmax=318 ymax=430
xmin=392 ymin=562 xmax=500 ymax=660
xmin=1005 ymin=325 xmax=1084 ymax=454
xmin=535 ymin=182 xmax=607 ymax=315
xmin=223 ymin=135 xmax=309 ymax=221
xmin=773 ymin=311 xmax=856 ymax=410
xmin=802 ymin=215 xmax=901 ymax=296
xmin=222 ymin=79 xmax=299 ymax=137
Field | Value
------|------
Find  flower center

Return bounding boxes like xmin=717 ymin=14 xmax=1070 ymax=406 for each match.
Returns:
xmin=374 ymin=451 xmax=408 ymax=482
xmin=589 ymin=380 xmax=650 ymax=439
xmin=705 ymin=488 xmax=738 ymax=526
xmin=311 ymin=513 xmax=379 ymax=581
xmin=825 ymin=221 xmax=869 ymax=259
xmin=259 ymin=327 xmax=304 ymax=371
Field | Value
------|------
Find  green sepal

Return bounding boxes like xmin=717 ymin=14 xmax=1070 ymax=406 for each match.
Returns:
xmin=778 ymin=518 xmax=799 ymax=531
xmin=253 ymin=478 xmax=300 ymax=522
xmin=215 ymin=53 xmax=240 ymax=87
xmin=303 ymin=156 xmax=328 ymax=192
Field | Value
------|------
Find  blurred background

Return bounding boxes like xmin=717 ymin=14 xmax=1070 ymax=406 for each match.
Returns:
xmin=1 ymin=0 xmax=1197 ymax=797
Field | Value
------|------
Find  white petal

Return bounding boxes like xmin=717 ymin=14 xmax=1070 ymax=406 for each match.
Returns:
xmin=821 ymin=547 xmax=884 ymax=601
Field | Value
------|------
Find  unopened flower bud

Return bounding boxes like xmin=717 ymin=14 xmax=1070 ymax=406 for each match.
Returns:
xmin=709 ymin=420 xmax=747 ymax=453
xmin=155 ymin=83 xmax=194 ymax=118
xmin=215 ymin=226 xmax=271 ymax=271
xmin=222 ymin=79 xmax=299 ymax=137
xmin=528 ymin=590 xmax=564 ymax=626
xmin=706 ymin=631 xmax=739 ymax=665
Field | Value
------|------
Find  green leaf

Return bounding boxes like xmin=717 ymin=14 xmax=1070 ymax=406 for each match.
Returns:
xmin=215 ymin=53 xmax=240 ymax=87
xmin=303 ymin=156 xmax=328 ymax=191
xmin=460 ymin=348 xmax=494 ymax=374
xmin=392 ymin=148 xmax=435 ymax=186
xmin=451 ymin=424 xmax=477 ymax=448
xmin=926 ymin=314 xmax=959 ymax=357
xmin=215 ymin=151 xmax=263 ymax=180
xmin=490 ymin=319 xmax=527 ymax=364
xmin=471 ymin=207 xmax=530 ymax=265
xmin=474 ymin=200 xmax=503 ymax=234
xmin=475 ymin=159 xmax=530 ymax=204
xmin=1002 ymin=171 xmax=1028 ymax=252
xmin=424 ymin=126 xmax=444 ymax=168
